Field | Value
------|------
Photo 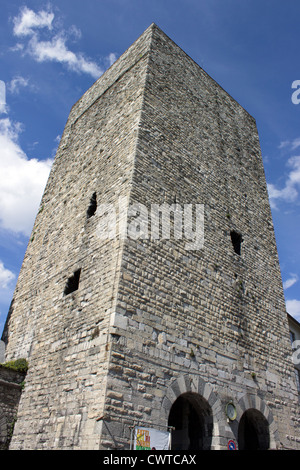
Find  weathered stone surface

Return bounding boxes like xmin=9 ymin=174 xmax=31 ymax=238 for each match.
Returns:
xmin=0 ymin=365 xmax=26 ymax=449
xmin=1 ymin=24 xmax=299 ymax=450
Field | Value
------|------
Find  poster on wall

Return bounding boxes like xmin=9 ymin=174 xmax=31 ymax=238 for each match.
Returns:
xmin=133 ymin=426 xmax=170 ymax=450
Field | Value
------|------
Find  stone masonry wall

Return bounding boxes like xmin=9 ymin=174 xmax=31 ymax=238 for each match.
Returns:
xmin=3 ymin=26 xmax=153 ymax=450
xmin=100 ymin=25 xmax=300 ymax=449
xmin=2 ymin=24 xmax=299 ymax=450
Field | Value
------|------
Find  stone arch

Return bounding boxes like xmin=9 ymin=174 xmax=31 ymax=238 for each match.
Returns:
xmin=238 ymin=408 xmax=270 ymax=450
xmin=236 ymin=393 xmax=279 ymax=450
xmin=161 ymin=374 xmax=224 ymax=450
xmin=168 ymin=391 xmax=213 ymax=450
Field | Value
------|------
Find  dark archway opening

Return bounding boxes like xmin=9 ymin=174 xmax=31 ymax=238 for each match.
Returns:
xmin=168 ymin=392 xmax=213 ymax=450
xmin=238 ymin=409 xmax=270 ymax=450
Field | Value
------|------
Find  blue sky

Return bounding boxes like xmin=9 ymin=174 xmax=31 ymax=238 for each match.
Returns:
xmin=0 ymin=0 xmax=300 ymax=334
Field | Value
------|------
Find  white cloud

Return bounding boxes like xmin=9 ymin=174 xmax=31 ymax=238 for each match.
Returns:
xmin=10 ymin=43 xmax=25 ymax=52
xmin=279 ymin=140 xmax=290 ymax=149
xmin=12 ymin=6 xmax=103 ymax=79
xmin=13 ymin=6 xmax=54 ymax=37
xmin=279 ymin=137 xmax=300 ymax=151
xmin=107 ymin=53 xmax=117 ymax=67
xmin=0 ymin=261 xmax=15 ymax=289
xmin=268 ymin=155 xmax=300 ymax=208
xmin=288 ymin=156 xmax=300 ymax=184
xmin=68 ymin=25 xmax=82 ymax=40
xmin=27 ymin=34 xmax=103 ymax=79
xmin=0 ymin=118 xmax=52 ymax=236
xmin=8 ymin=76 xmax=29 ymax=94
xmin=291 ymin=138 xmax=300 ymax=151
xmin=283 ymin=274 xmax=298 ymax=290
xmin=0 ymin=81 xmax=7 ymax=115
xmin=286 ymin=299 xmax=300 ymax=323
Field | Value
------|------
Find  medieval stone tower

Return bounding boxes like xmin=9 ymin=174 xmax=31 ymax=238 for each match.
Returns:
xmin=2 ymin=24 xmax=300 ymax=450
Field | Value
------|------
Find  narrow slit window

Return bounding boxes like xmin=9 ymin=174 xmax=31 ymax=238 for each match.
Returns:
xmin=87 ymin=192 xmax=97 ymax=218
xmin=230 ymin=231 xmax=242 ymax=255
xmin=64 ymin=269 xmax=81 ymax=295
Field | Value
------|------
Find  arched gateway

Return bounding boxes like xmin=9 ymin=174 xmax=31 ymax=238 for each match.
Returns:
xmin=161 ymin=375 xmax=279 ymax=450
xmin=238 ymin=409 xmax=270 ymax=450
xmin=236 ymin=394 xmax=279 ymax=450
xmin=161 ymin=374 xmax=224 ymax=450
xmin=168 ymin=392 xmax=213 ymax=450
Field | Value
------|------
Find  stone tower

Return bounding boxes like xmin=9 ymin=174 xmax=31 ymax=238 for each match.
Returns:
xmin=2 ymin=24 xmax=300 ymax=450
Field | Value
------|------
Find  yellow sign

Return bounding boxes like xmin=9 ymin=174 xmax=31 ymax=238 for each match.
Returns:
xmin=136 ymin=428 xmax=151 ymax=450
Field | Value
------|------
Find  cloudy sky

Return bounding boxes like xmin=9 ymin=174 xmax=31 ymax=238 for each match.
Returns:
xmin=0 ymin=0 xmax=300 ymax=334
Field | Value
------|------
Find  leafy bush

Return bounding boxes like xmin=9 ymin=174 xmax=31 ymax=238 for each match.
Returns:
xmin=1 ymin=358 xmax=28 ymax=373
